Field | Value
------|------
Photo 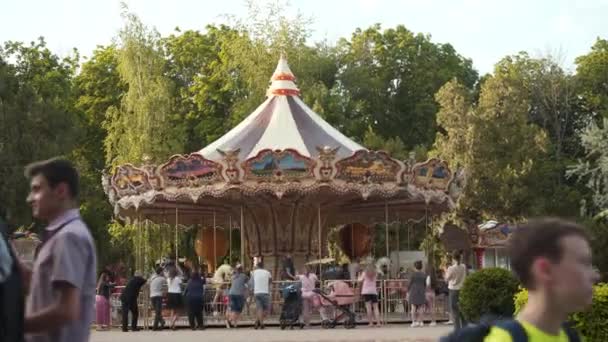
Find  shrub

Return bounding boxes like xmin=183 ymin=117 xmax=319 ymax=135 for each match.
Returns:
xmin=513 ymin=283 xmax=608 ymax=342
xmin=459 ymin=267 xmax=519 ymax=322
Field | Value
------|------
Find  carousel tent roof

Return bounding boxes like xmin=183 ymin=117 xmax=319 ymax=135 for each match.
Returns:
xmin=199 ymin=56 xmax=364 ymax=161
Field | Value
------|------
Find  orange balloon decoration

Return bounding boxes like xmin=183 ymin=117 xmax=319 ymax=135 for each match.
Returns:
xmin=194 ymin=227 xmax=228 ymax=273
xmin=337 ymin=223 xmax=373 ymax=260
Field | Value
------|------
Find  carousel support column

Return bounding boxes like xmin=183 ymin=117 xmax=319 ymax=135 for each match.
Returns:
xmin=385 ymin=200 xmax=389 ymax=258
xmin=137 ymin=214 xmax=142 ymax=273
xmin=144 ymin=218 xmax=150 ymax=330
xmin=144 ymin=219 xmax=148 ymax=274
xmin=350 ymin=224 xmax=355 ymax=260
xmin=396 ymin=214 xmax=400 ymax=274
xmin=425 ymin=205 xmax=429 ymax=253
xmin=229 ymin=216 xmax=232 ymax=265
xmin=384 ymin=201 xmax=390 ymax=323
xmin=175 ymin=208 xmax=179 ymax=265
xmin=407 ymin=220 xmax=410 ymax=251
xmin=318 ymin=204 xmax=322 ymax=282
xmin=240 ymin=206 xmax=245 ymax=266
xmin=213 ymin=210 xmax=217 ymax=271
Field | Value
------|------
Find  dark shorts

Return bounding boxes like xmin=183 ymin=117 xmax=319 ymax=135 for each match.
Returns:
xmin=167 ymin=293 xmax=182 ymax=309
xmin=362 ymin=294 xmax=378 ymax=303
xmin=254 ymin=293 xmax=270 ymax=312
xmin=229 ymin=294 xmax=245 ymax=313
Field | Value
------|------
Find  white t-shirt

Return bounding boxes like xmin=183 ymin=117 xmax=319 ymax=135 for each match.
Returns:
xmin=251 ymin=269 xmax=272 ymax=294
xmin=445 ymin=263 xmax=467 ymax=290
xmin=167 ymin=276 xmax=182 ymax=293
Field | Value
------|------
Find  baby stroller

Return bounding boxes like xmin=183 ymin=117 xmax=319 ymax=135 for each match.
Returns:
xmin=314 ymin=280 xmax=357 ymax=329
xmin=279 ymin=282 xmax=304 ymax=330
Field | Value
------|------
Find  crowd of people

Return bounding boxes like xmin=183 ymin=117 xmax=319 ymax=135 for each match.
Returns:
xmin=95 ymin=251 xmax=466 ymax=332
xmin=0 ymin=157 xmax=600 ymax=342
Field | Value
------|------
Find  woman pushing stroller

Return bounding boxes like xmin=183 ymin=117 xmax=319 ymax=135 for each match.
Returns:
xmin=295 ymin=264 xmax=318 ymax=327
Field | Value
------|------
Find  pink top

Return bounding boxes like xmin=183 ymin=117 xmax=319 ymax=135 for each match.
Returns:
xmin=358 ymin=272 xmax=377 ymax=295
xmin=298 ymin=273 xmax=318 ymax=296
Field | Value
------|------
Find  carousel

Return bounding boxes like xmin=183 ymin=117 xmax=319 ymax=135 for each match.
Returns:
xmin=102 ymin=56 xmax=465 ymax=276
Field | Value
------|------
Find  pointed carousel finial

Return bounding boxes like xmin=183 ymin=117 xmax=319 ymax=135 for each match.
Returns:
xmin=267 ymin=54 xmax=300 ymax=97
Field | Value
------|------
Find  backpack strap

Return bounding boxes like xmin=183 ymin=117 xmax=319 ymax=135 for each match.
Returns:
xmin=562 ymin=322 xmax=580 ymax=342
xmin=494 ymin=320 xmax=528 ymax=342
xmin=495 ymin=320 xmax=580 ymax=342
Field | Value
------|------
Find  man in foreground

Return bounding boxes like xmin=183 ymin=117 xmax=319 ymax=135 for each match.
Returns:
xmin=20 ymin=158 xmax=97 ymax=342
xmin=485 ymin=218 xmax=599 ymax=341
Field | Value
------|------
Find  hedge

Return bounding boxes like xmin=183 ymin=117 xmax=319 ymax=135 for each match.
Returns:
xmin=459 ymin=267 xmax=520 ymax=323
xmin=514 ymin=283 xmax=608 ymax=341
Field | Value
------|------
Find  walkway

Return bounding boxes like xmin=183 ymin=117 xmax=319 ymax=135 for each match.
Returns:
xmin=91 ymin=325 xmax=451 ymax=342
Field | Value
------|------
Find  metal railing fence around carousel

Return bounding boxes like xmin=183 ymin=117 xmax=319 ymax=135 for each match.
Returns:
xmin=106 ymin=279 xmax=449 ymax=329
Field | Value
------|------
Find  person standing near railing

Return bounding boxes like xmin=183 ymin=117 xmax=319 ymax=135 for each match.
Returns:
xmin=120 ymin=271 xmax=146 ymax=332
xmin=407 ymin=261 xmax=427 ymax=327
xmin=184 ymin=269 xmax=206 ymax=330
xmin=358 ymin=264 xmax=382 ymax=327
xmin=281 ymin=254 xmax=296 ymax=280
xmin=444 ymin=251 xmax=467 ymax=331
xmin=95 ymin=271 xmax=114 ymax=330
xmin=296 ymin=264 xmax=318 ymax=327
xmin=226 ymin=263 xmax=248 ymax=328
xmin=148 ymin=267 xmax=165 ymax=330
xmin=166 ymin=265 xmax=184 ymax=330
xmin=249 ymin=261 xmax=272 ymax=329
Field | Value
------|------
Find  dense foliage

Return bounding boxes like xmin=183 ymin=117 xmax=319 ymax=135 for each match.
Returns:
xmin=459 ymin=268 xmax=520 ymax=322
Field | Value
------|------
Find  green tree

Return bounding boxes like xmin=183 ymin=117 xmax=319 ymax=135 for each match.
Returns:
xmin=332 ymin=24 xmax=478 ymax=147
xmin=492 ymin=54 xmax=587 ymax=215
xmin=0 ymin=38 xmax=80 ymax=225
xmin=101 ymin=7 xmax=190 ymax=271
xmin=163 ymin=26 xmax=238 ymax=151
xmin=568 ymin=38 xmax=608 ymax=281
xmin=434 ymin=74 xmax=550 ymax=220
xmin=103 ymin=8 xmax=185 ymax=167
xmin=568 ymin=117 xmax=608 ymax=218
xmin=576 ymin=38 xmax=608 ymax=120
xmin=362 ymin=127 xmax=408 ymax=160
xmin=72 ymin=45 xmax=126 ymax=266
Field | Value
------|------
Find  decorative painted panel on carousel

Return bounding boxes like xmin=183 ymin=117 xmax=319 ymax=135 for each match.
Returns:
xmin=111 ymin=164 xmax=153 ymax=196
xmin=158 ymin=154 xmax=223 ymax=188
xmin=411 ymin=159 xmax=452 ymax=191
xmin=335 ymin=150 xmax=400 ymax=183
xmin=242 ymin=149 xmax=316 ymax=183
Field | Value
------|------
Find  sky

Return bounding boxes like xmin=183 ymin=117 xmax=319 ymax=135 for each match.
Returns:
xmin=1 ymin=0 xmax=607 ymax=74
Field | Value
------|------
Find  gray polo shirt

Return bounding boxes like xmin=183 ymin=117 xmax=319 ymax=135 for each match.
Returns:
xmin=149 ymin=274 xmax=165 ymax=298
xmin=26 ymin=209 xmax=97 ymax=342
xmin=229 ymin=272 xmax=248 ymax=296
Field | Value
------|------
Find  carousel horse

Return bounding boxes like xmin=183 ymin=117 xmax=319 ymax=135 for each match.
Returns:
xmin=211 ymin=263 xmax=233 ymax=315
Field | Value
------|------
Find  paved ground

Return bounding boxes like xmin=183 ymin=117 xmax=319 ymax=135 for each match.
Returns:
xmin=91 ymin=325 xmax=451 ymax=342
